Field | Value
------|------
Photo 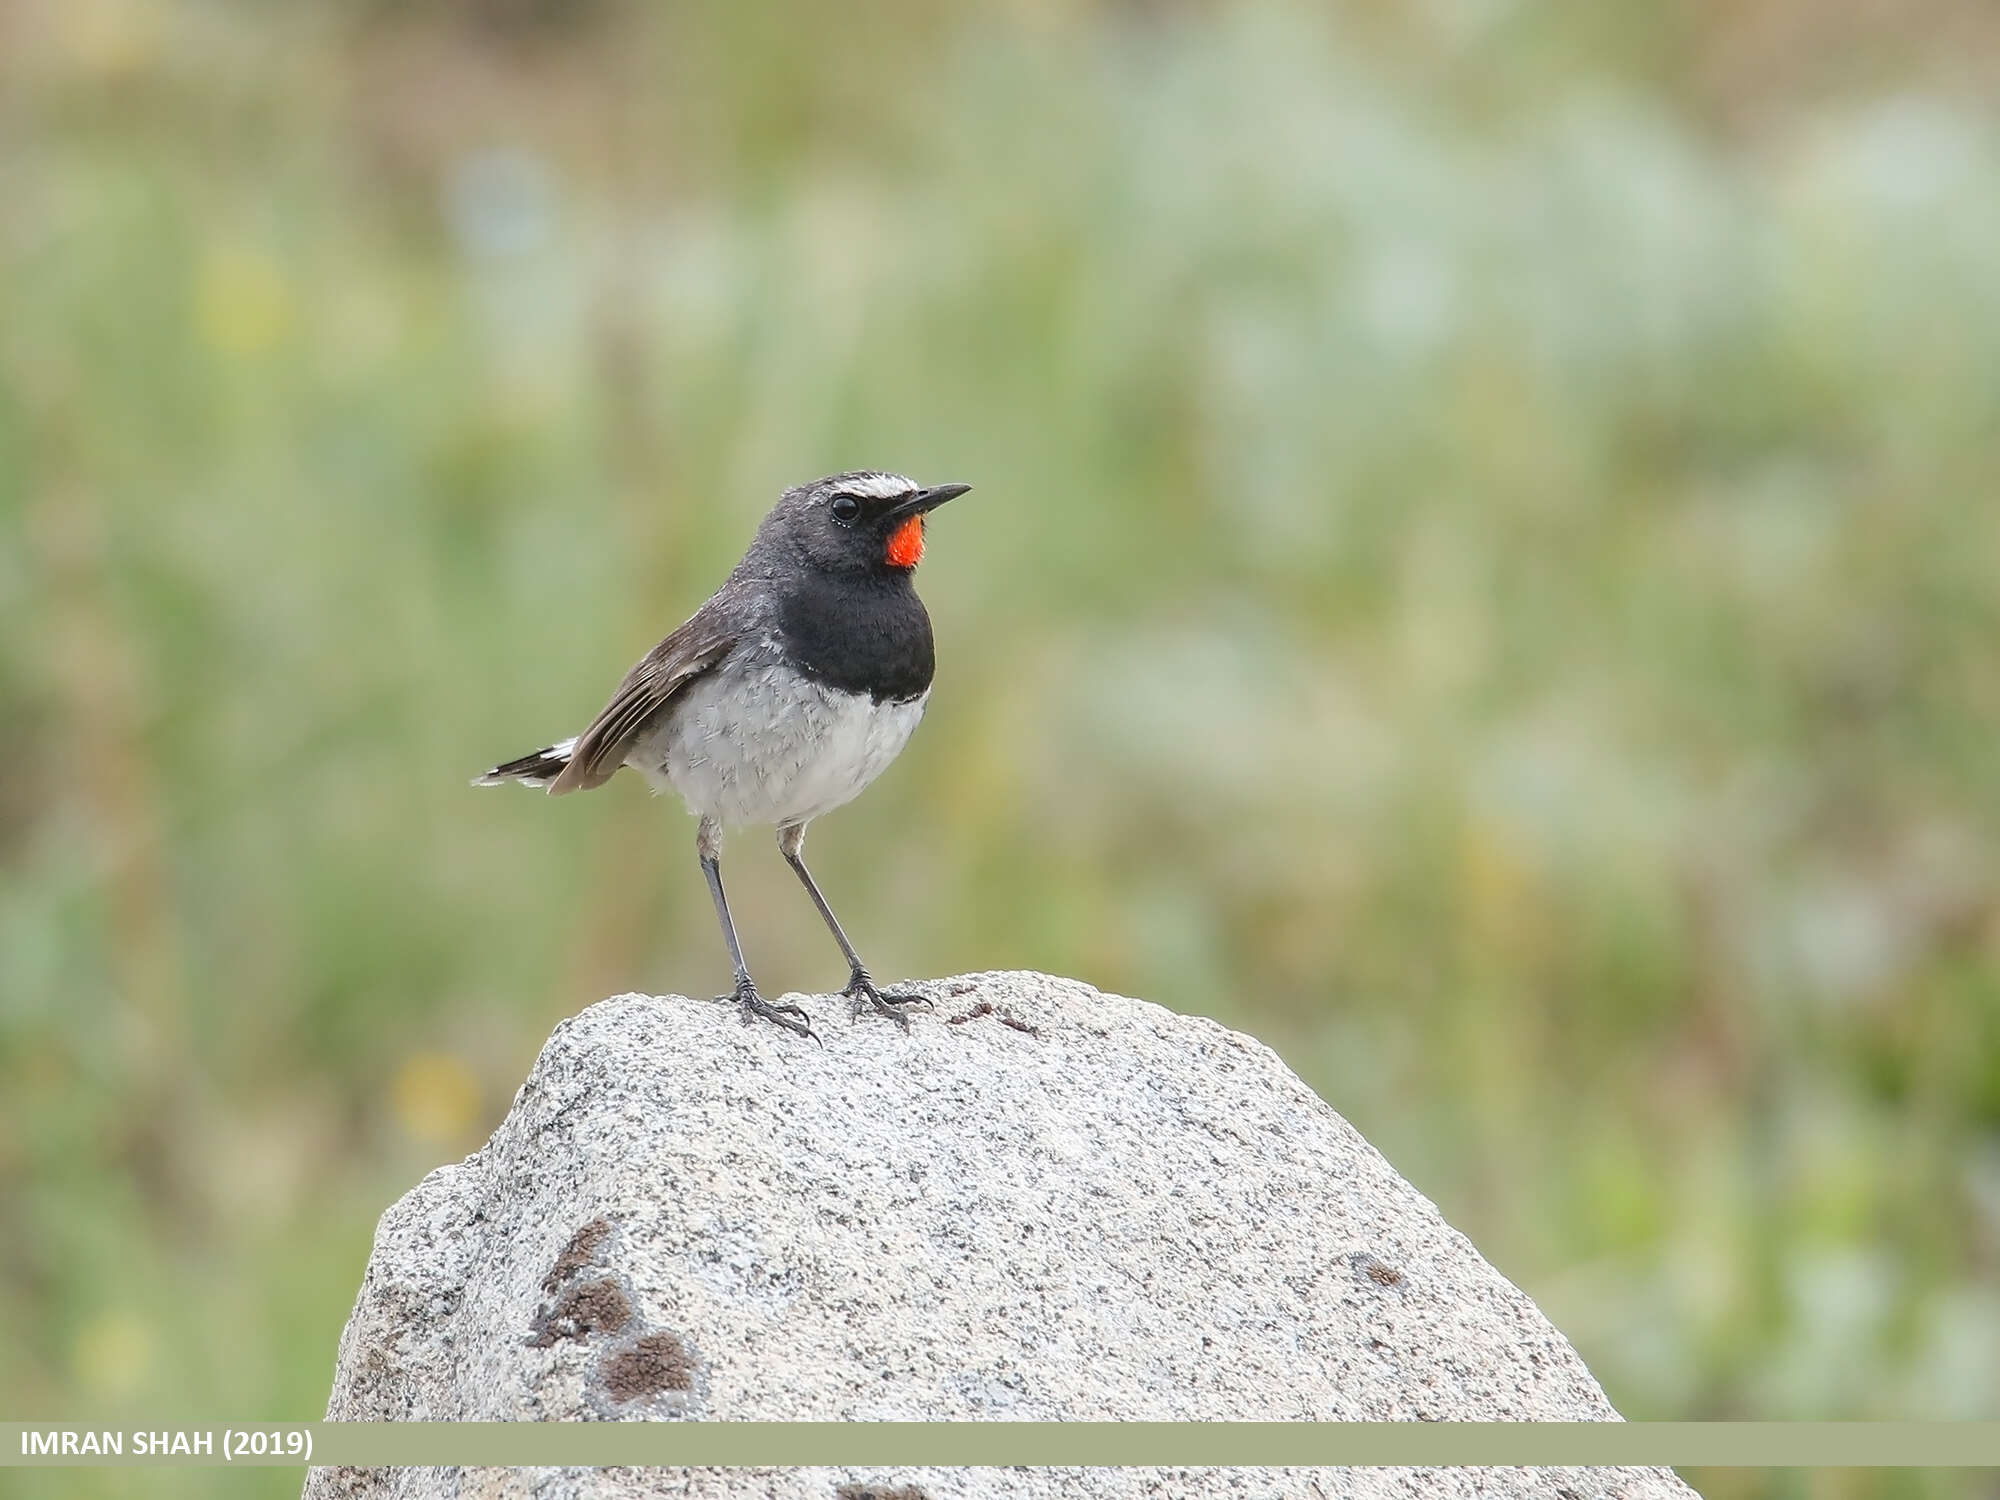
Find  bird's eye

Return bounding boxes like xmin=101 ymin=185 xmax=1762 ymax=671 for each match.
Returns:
xmin=829 ymin=495 xmax=862 ymax=524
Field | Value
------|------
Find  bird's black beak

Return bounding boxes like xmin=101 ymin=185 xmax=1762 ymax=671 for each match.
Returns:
xmin=888 ymin=483 xmax=972 ymax=522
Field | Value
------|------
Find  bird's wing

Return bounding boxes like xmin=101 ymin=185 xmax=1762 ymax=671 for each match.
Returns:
xmin=548 ymin=599 xmax=741 ymax=795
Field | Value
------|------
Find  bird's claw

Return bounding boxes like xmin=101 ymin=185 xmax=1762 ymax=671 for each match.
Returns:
xmin=724 ymin=979 xmax=819 ymax=1043
xmin=844 ymin=969 xmax=933 ymax=1028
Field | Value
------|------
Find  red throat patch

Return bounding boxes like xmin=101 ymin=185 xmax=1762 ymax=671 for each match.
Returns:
xmin=885 ymin=514 xmax=926 ymax=569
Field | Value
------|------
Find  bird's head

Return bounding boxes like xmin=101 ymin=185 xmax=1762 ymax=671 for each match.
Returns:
xmin=763 ymin=471 xmax=972 ymax=578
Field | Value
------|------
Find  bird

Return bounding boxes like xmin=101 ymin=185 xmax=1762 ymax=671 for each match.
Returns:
xmin=475 ymin=471 xmax=972 ymax=1039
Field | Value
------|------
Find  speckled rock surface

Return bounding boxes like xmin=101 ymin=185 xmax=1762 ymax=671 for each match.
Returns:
xmin=310 ymin=1469 xmax=1692 ymax=1500
xmin=306 ymin=971 xmax=1697 ymax=1500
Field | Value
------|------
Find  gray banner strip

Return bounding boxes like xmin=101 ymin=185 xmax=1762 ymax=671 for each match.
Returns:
xmin=5 ymin=1423 xmax=2000 ymax=1468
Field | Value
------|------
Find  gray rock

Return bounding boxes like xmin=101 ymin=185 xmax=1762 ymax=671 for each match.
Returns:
xmin=308 ymin=972 xmax=1696 ymax=1500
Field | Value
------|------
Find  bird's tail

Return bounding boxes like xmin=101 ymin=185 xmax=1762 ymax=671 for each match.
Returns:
xmin=472 ymin=736 xmax=578 ymax=790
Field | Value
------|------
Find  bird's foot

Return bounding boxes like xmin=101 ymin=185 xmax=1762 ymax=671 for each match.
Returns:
xmin=844 ymin=968 xmax=934 ymax=1028
xmin=722 ymin=977 xmax=818 ymax=1043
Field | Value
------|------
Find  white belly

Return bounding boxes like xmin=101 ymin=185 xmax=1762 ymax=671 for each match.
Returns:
xmin=628 ymin=663 xmax=929 ymax=829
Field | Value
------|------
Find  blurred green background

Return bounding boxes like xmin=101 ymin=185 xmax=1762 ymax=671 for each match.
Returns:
xmin=4 ymin=0 xmax=2000 ymax=1495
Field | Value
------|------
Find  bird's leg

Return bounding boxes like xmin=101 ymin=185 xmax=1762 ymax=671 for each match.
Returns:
xmin=777 ymin=822 xmax=932 ymax=1028
xmin=699 ymin=819 xmax=815 ymax=1040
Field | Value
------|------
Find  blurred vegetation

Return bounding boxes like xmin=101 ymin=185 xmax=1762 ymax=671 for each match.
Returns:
xmin=4 ymin=0 xmax=2000 ymax=1495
